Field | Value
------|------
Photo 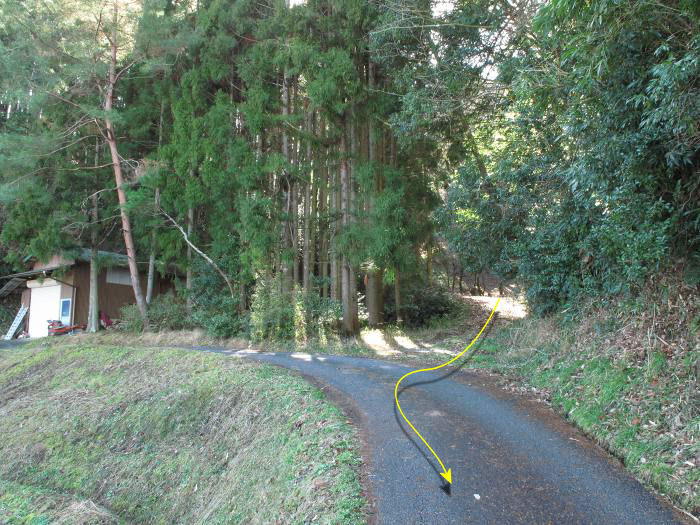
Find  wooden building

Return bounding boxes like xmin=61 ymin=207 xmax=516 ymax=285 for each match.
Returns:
xmin=0 ymin=251 xmax=173 ymax=338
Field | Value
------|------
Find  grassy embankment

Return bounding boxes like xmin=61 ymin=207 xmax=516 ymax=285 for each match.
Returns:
xmin=470 ymin=300 xmax=699 ymax=519
xmin=0 ymin=343 xmax=365 ymax=524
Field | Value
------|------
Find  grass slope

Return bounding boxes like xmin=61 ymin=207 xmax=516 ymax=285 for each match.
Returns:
xmin=469 ymin=298 xmax=699 ymax=518
xmin=0 ymin=343 xmax=365 ymax=524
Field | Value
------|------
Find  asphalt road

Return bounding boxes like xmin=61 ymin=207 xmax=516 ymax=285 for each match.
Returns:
xmin=204 ymin=350 xmax=687 ymax=525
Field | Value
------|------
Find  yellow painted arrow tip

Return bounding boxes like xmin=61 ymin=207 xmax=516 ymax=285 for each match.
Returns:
xmin=441 ymin=468 xmax=452 ymax=484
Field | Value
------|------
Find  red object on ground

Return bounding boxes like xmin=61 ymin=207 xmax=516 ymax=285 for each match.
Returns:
xmin=47 ymin=320 xmax=86 ymax=336
xmin=99 ymin=311 xmax=113 ymax=328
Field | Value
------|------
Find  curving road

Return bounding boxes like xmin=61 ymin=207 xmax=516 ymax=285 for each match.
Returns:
xmin=207 ymin=349 xmax=684 ymax=524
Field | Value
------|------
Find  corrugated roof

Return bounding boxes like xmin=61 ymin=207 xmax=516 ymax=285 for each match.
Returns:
xmin=3 ymin=249 xmax=178 ymax=281
xmin=72 ymin=249 xmax=129 ymax=266
xmin=1 ymin=250 xmax=130 ymax=281
xmin=0 ymin=277 xmax=28 ymax=297
xmin=0 ymin=267 xmax=61 ymax=280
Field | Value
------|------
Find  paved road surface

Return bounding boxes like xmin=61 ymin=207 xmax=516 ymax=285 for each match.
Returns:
xmin=208 ymin=350 xmax=686 ymax=525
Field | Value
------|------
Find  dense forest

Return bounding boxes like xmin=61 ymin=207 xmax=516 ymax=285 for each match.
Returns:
xmin=1 ymin=0 xmax=698 ymax=338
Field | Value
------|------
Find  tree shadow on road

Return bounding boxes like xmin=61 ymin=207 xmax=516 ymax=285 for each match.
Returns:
xmin=392 ymin=322 xmax=495 ymax=495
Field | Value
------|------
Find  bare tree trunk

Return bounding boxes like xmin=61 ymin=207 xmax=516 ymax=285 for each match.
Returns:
xmin=88 ymin=242 xmax=99 ymax=332
xmin=292 ymin=183 xmax=299 ymax=286
xmin=366 ymin=64 xmax=383 ymax=326
xmin=162 ymin=210 xmax=235 ymax=297
xmin=309 ymin=179 xmax=317 ymax=290
xmin=330 ymin=145 xmax=339 ymax=301
xmin=349 ymin=115 xmax=358 ymax=330
xmin=319 ymin=119 xmax=329 ymax=298
xmin=104 ymin=1 xmax=147 ymax=320
xmin=302 ymin=109 xmax=314 ymax=294
xmin=146 ymin=187 xmax=159 ymax=305
xmin=280 ymin=71 xmax=294 ymax=294
xmin=87 ymin=139 xmax=100 ymax=333
xmin=394 ymin=268 xmax=402 ymax=324
xmin=366 ymin=269 xmax=383 ymax=326
xmin=388 ymin=129 xmax=401 ymax=325
xmin=185 ymin=205 xmax=194 ymax=308
xmin=340 ymin=118 xmax=358 ymax=334
xmin=239 ymin=281 xmax=246 ymax=312
xmin=303 ymin=179 xmax=311 ymax=293
xmin=146 ymin=100 xmax=165 ymax=305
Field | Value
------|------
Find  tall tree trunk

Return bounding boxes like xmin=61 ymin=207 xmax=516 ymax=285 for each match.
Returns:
xmin=302 ymin=108 xmax=314 ymax=294
xmin=186 ymin=204 xmax=194 ymax=309
xmin=341 ymin=117 xmax=358 ymax=334
xmin=389 ymin=129 xmax=401 ymax=325
xmin=146 ymin=100 xmax=165 ymax=305
xmin=291 ymin=83 xmax=300 ymax=288
xmin=394 ymin=268 xmax=402 ymax=324
xmin=280 ymin=71 xmax=294 ymax=294
xmin=292 ymin=182 xmax=299 ymax=286
xmin=87 ymin=139 xmax=100 ymax=333
xmin=104 ymin=1 xmax=147 ymax=320
xmin=366 ymin=63 xmax=384 ymax=326
xmin=366 ymin=269 xmax=383 ymax=326
xmin=88 ymin=242 xmax=99 ymax=332
xmin=349 ymin=114 xmax=358 ymax=330
xmin=239 ymin=281 xmax=246 ymax=312
xmin=146 ymin=187 xmax=159 ymax=305
xmin=319 ymin=118 xmax=329 ymax=298
xmin=330 ymin=144 xmax=340 ymax=302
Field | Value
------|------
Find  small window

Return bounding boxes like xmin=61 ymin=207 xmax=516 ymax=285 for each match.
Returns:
xmin=60 ymin=298 xmax=71 ymax=325
xmin=106 ymin=268 xmax=131 ymax=286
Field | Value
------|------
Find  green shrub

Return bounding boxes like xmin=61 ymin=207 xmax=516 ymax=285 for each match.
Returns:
xmin=297 ymin=278 xmax=343 ymax=340
xmin=118 ymin=293 xmax=194 ymax=332
xmin=250 ymin=274 xmax=341 ymax=341
xmin=186 ymin=262 xmax=245 ymax=338
xmin=146 ymin=293 xmax=194 ymax=330
xmin=250 ymin=275 xmax=295 ymax=341
xmin=190 ymin=295 xmax=244 ymax=339
xmin=384 ymin=282 xmax=456 ymax=327
xmin=117 ymin=303 xmax=145 ymax=332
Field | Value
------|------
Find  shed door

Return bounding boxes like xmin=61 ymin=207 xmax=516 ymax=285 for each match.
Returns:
xmin=28 ymin=285 xmax=61 ymax=338
xmin=60 ymin=298 xmax=72 ymax=325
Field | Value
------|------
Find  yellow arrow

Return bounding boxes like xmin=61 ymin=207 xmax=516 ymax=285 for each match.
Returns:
xmin=394 ymin=298 xmax=500 ymax=485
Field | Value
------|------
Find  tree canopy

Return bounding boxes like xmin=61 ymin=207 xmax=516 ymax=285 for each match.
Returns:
xmin=1 ymin=0 xmax=698 ymax=334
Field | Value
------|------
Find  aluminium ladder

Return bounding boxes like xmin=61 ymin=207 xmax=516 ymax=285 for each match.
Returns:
xmin=4 ymin=305 xmax=28 ymax=340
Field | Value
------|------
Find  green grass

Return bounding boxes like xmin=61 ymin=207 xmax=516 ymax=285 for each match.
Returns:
xmin=470 ymin=314 xmax=700 ymax=518
xmin=0 ymin=343 xmax=366 ymax=524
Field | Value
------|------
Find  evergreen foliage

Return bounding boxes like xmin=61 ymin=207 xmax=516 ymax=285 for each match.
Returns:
xmin=1 ymin=0 xmax=698 ymax=332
